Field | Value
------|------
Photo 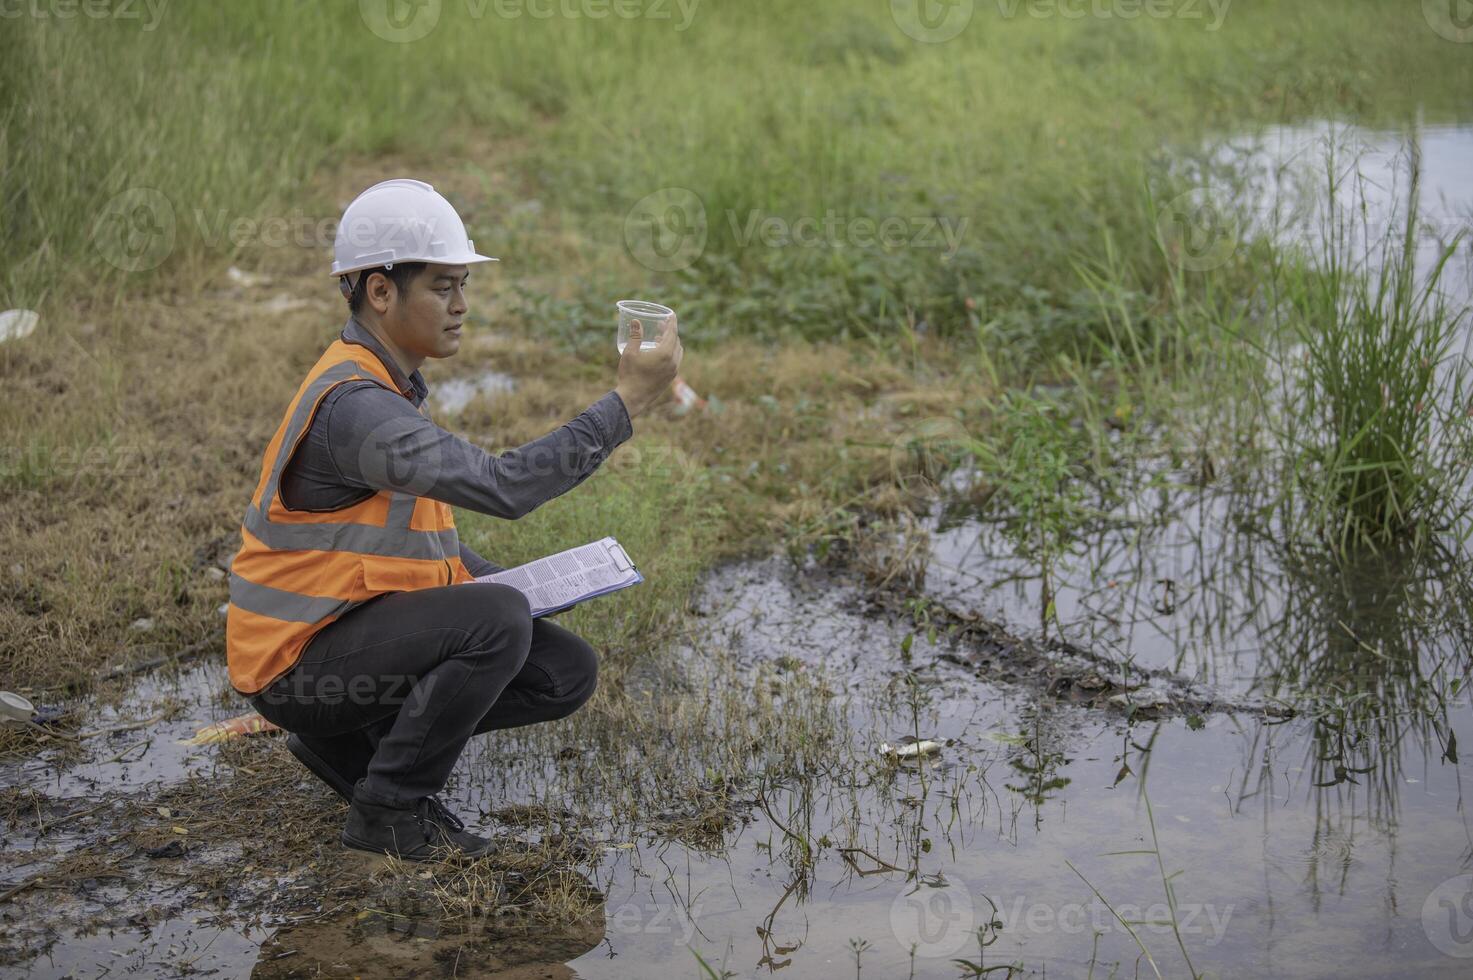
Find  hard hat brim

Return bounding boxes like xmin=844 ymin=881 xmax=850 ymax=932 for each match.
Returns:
xmin=330 ymin=253 xmax=499 ymax=278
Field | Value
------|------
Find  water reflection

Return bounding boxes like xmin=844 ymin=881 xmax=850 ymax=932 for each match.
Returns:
xmin=1261 ymin=539 xmax=1473 ymax=834
xmin=1204 ymin=120 xmax=1473 ymax=307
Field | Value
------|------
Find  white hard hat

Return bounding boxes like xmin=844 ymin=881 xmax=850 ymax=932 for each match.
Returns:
xmin=331 ymin=178 xmax=497 ymax=283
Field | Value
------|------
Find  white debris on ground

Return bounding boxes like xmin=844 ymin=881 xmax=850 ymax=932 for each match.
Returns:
xmin=0 ymin=309 xmax=40 ymax=343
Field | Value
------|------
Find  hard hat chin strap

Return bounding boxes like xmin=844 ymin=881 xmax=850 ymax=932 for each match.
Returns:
xmin=338 ymin=263 xmax=397 ymax=303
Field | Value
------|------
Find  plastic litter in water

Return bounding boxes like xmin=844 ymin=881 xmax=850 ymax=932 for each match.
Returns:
xmin=0 ymin=309 xmax=39 ymax=344
xmin=671 ymin=376 xmax=722 ymax=416
xmin=0 ymin=691 xmax=35 ymax=727
xmin=178 ymin=713 xmax=281 ymax=745
xmin=226 ymin=266 xmax=270 ymax=288
xmin=879 ymin=737 xmax=944 ymax=760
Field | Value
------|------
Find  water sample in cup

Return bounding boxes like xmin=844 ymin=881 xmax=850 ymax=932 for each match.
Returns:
xmin=617 ymin=300 xmax=674 ymax=355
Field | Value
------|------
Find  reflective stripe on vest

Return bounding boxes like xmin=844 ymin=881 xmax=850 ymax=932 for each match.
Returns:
xmin=225 ymin=340 xmax=475 ymax=695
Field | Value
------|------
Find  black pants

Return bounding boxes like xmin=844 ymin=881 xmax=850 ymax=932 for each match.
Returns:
xmin=248 ymin=582 xmax=598 ymax=808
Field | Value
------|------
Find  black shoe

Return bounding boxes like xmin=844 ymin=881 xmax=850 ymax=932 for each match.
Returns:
xmin=422 ymin=796 xmax=500 ymax=856
xmin=292 ymin=735 xmax=496 ymax=855
xmin=341 ymin=778 xmax=497 ymax=862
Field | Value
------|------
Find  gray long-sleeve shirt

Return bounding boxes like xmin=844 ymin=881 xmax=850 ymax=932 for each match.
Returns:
xmin=277 ymin=317 xmax=633 ymax=575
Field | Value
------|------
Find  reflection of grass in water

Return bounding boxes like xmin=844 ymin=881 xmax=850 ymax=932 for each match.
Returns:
xmin=1254 ymin=538 xmax=1473 ymax=836
xmin=1267 ymin=132 xmax=1473 ymax=554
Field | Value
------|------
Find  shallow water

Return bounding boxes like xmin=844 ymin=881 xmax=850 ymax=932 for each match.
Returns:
xmin=428 ymin=368 xmax=517 ymax=417
xmin=550 ymin=558 xmax=1473 ymax=978
xmin=1209 ymin=119 xmax=1473 ymax=306
xmin=3 ymin=537 xmax=1472 ymax=977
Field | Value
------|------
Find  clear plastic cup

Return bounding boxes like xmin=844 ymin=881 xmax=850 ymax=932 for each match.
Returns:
xmin=617 ymin=300 xmax=675 ymax=355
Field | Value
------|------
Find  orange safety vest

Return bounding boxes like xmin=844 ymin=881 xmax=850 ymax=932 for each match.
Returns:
xmin=225 ymin=338 xmax=475 ymax=695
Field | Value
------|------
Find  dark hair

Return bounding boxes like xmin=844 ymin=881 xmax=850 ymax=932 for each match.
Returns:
xmin=345 ymin=262 xmax=427 ymax=315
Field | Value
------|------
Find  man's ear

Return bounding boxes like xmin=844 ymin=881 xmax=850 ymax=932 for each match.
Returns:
xmin=366 ymin=271 xmax=395 ymax=315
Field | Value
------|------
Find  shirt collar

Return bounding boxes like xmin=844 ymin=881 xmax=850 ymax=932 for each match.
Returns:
xmin=340 ymin=316 xmax=429 ymax=405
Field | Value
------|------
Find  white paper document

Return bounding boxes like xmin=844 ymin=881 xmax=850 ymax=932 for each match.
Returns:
xmin=471 ymin=536 xmax=643 ymax=618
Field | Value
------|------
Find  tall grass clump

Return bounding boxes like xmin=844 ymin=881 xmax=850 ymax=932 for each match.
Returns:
xmin=1270 ymin=138 xmax=1472 ymax=554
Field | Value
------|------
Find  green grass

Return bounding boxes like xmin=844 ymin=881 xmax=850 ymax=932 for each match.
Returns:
xmin=1267 ymin=141 xmax=1473 ymax=553
xmin=4 ymin=0 xmax=1471 ymax=341
xmin=4 ymin=1 xmax=1473 ymax=691
xmin=453 ymin=442 xmax=721 ymax=659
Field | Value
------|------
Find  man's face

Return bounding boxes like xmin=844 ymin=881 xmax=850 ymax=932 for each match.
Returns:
xmin=378 ymin=262 xmax=469 ymax=360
